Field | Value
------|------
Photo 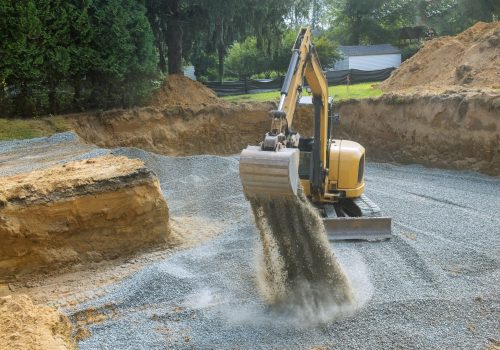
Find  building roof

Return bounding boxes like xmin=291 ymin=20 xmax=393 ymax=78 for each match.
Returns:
xmin=338 ymin=44 xmax=400 ymax=57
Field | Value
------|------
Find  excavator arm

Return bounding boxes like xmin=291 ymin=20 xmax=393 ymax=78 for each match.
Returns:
xmin=240 ymin=27 xmax=328 ymax=199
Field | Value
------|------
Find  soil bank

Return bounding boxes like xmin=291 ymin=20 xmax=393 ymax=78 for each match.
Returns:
xmin=0 ymin=155 xmax=170 ymax=278
xmin=69 ymin=102 xmax=274 ymax=156
xmin=70 ymin=90 xmax=499 ymax=176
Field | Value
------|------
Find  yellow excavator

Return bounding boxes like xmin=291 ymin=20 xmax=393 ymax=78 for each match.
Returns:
xmin=239 ymin=27 xmax=391 ymax=240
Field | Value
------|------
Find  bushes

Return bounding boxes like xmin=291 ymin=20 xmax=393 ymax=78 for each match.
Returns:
xmin=225 ymin=37 xmax=269 ymax=79
xmin=0 ymin=0 xmax=158 ymax=117
xmin=401 ymin=43 xmax=422 ymax=62
xmin=250 ymin=71 xmax=281 ymax=79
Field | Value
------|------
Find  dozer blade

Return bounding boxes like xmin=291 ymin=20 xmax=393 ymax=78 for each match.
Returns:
xmin=239 ymin=145 xmax=299 ymax=199
xmin=324 ymin=216 xmax=392 ymax=241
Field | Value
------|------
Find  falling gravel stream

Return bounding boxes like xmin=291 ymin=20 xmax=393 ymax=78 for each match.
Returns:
xmin=249 ymin=189 xmax=355 ymax=323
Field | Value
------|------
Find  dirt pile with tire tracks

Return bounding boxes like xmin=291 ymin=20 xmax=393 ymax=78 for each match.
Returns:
xmin=380 ymin=21 xmax=500 ymax=91
xmin=0 ymin=155 xmax=170 ymax=278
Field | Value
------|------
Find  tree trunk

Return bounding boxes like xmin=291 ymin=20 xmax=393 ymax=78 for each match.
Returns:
xmin=159 ymin=42 xmax=167 ymax=74
xmin=166 ymin=0 xmax=183 ymax=75
xmin=15 ymin=83 xmax=34 ymax=117
xmin=311 ymin=0 xmax=318 ymax=30
xmin=48 ymin=81 xmax=58 ymax=114
xmin=72 ymin=78 xmax=82 ymax=111
xmin=216 ymin=17 xmax=224 ymax=82
xmin=351 ymin=14 xmax=362 ymax=45
xmin=217 ymin=44 xmax=224 ymax=83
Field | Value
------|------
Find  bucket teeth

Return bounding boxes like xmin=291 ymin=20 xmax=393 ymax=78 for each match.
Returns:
xmin=239 ymin=146 xmax=299 ymax=199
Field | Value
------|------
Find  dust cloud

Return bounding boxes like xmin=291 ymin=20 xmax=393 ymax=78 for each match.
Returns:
xmin=249 ymin=187 xmax=357 ymax=323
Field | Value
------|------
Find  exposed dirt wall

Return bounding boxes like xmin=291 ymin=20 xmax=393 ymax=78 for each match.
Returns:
xmin=70 ymin=93 xmax=499 ymax=176
xmin=296 ymin=91 xmax=500 ymax=175
xmin=70 ymin=102 xmax=274 ymax=156
xmin=0 ymin=155 xmax=170 ymax=278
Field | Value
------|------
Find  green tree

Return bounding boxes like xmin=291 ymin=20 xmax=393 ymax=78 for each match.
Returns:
xmin=0 ymin=0 xmax=45 ymax=115
xmin=314 ymin=35 xmax=340 ymax=69
xmin=146 ymin=0 xmax=310 ymax=81
xmin=145 ymin=0 xmax=203 ymax=75
xmin=225 ymin=37 xmax=268 ymax=79
xmin=67 ymin=0 xmax=94 ymax=110
xmin=88 ymin=0 xmax=157 ymax=108
xmin=415 ymin=0 xmax=500 ymax=35
xmin=268 ymin=29 xmax=298 ymax=72
xmin=325 ymin=0 xmax=415 ymax=45
xmin=37 ymin=0 xmax=72 ymax=113
xmin=326 ymin=0 xmax=499 ymax=47
xmin=225 ymin=28 xmax=340 ymax=79
xmin=0 ymin=0 xmax=158 ymax=115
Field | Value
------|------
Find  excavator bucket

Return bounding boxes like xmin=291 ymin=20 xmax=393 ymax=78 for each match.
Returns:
xmin=239 ymin=146 xmax=300 ymax=199
xmin=324 ymin=217 xmax=392 ymax=241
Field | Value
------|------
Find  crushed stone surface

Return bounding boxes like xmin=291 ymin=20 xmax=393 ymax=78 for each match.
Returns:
xmin=65 ymin=146 xmax=499 ymax=350
xmin=0 ymin=132 xmax=109 ymax=177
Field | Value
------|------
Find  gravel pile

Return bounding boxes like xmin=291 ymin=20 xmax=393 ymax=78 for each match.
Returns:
xmin=72 ymin=146 xmax=499 ymax=349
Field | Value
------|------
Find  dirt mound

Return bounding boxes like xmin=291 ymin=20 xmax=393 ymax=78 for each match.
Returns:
xmin=0 ymin=155 xmax=170 ymax=277
xmin=149 ymin=74 xmax=222 ymax=107
xmin=380 ymin=22 xmax=500 ymax=91
xmin=70 ymin=102 xmax=274 ymax=156
xmin=0 ymin=294 xmax=75 ymax=349
xmin=250 ymin=187 xmax=355 ymax=323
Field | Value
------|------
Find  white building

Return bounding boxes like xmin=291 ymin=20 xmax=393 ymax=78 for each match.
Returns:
xmin=333 ymin=44 xmax=401 ymax=71
xmin=183 ymin=65 xmax=196 ymax=80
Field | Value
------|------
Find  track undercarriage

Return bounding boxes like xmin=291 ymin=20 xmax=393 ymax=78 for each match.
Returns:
xmin=321 ymin=194 xmax=392 ymax=241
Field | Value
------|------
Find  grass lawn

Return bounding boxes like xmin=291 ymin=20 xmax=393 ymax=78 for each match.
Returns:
xmin=0 ymin=116 xmax=70 ymax=141
xmin=223 ymin=82 xmax=383 ymax=103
